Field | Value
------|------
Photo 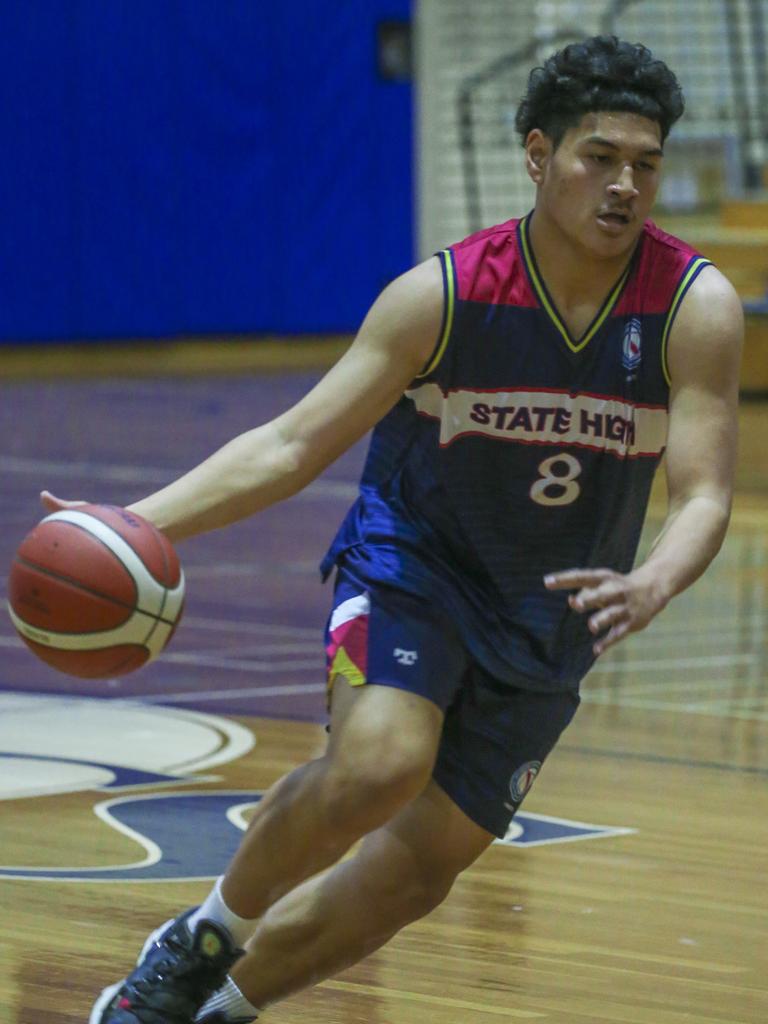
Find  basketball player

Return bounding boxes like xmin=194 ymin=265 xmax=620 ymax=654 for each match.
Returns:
xmin=45 ymin=35 xmax=742 ymax=1024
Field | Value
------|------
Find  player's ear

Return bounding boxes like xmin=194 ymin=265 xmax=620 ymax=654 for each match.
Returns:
xmin=525 ymin=129 xmax=551 ymax=185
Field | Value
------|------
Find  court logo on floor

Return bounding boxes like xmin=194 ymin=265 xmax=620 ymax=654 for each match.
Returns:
xmin=498 ymin=811 xmax=635 ymax=847
xmin=0 ymin=789 xmax=635 ymax=881
xmin=0 ymin=692 xmax=254 ymax=802
xmin=0 ymin=693 xmax=634 ymax=882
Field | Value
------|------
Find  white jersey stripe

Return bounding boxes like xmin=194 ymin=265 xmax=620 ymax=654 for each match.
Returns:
xmin=404 ymin=384 xmax=668 ymax=457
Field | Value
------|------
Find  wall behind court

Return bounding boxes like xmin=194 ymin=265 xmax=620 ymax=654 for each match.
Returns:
xmin=0 ymin=2 xmax=413 ymax=343
xmin=417 ymin=0 xmax=751 ymax=259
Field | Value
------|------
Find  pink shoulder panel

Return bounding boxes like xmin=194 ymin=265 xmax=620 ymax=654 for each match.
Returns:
xmin=450 ymin=220 xmax=537 ymax=308
xmin=613 ymin=220 xmax=706 ymax=316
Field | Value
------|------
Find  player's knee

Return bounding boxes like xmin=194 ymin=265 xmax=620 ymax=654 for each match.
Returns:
xmin=320 ymin=743 xmax=434 ymax=835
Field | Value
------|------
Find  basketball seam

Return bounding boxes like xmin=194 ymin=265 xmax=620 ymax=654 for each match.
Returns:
xmin=149 ymin=520 xmax=178 ymax=589
xmin=23 ymin=634 xmax=149 ymax=673
xmin=94 ymin=508 xmax=178 ymax=589
xmin=29 ymin=519 xmax=141 ymax=604
xmin=149 ymin=525 xmax=173 ymax=628
xmin=13 ymin=554 xmax=178 ymax=628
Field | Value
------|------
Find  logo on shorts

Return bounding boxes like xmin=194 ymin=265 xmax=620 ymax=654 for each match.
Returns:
xmin=393 ymin=648 xmax=418 ymax=666
xmin=509 ymin=761 xmax=541 ymax=803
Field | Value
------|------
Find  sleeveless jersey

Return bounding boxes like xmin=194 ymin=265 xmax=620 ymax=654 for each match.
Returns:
xmin=321 ymin=215 xmax=711 ymax=691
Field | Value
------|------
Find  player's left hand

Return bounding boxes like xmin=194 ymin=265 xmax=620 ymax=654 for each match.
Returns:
xmin=543 ymin=567 xmax=668 ymax=656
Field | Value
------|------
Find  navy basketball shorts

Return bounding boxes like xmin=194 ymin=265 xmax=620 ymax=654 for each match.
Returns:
xmin=325 ymin=570 xmax=580 ymax=838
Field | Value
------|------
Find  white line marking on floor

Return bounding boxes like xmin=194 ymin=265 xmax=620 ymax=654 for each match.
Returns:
xmin=581 ymin=692 xmax=768 ymax=721
xmin=141 ymin=682 xmax=326 ymax=704
xmin=182 ymin=617 xmax=319 ymax=639
xmin=588 ymin=653 xmax=755 ymax=675
xmin=160 ymin=652 xmax=321 ymax=672
xmin=0 ymin=454 xmax=357 ymax=500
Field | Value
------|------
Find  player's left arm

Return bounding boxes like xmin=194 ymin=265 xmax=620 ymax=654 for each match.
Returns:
xmin=546 ymin=265 xmax=743 ymax=655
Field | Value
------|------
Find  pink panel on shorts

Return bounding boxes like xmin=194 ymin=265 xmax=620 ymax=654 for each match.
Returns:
xmin=326 ymin=592 xmax=370 ymax=688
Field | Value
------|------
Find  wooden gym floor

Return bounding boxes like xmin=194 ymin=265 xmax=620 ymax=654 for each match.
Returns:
xmin=0 ymin=341 xmax=766 ymax=1024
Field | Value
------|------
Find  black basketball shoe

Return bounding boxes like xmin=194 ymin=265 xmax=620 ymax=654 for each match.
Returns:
xmin=196 ymin=1014 xmax=255 ymax=1023
xmin=89 ymin=909 xmax=243 ymax=1024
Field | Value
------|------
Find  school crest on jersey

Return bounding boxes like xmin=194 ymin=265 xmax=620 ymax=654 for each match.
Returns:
xmin=622 ymin=317 xmax=643 ymax=374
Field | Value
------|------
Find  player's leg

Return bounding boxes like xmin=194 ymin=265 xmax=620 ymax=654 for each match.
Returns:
xmin=90 ymin=681 xmax=444 ymax=1024
xmin=195 ymin=666 xmax=580 ymax=1021
xmin=207 ymin=777 xmax=495 ymax=1016
xmin=90 ymin=578 xmax=466 ymax=1024
xmin=208 ymin=574 xmax=471 ymax=922
xmin=194 ymin=659 xmax=580 ymax=1020
xmin=217 ymin=675 xmax=445 ymax=920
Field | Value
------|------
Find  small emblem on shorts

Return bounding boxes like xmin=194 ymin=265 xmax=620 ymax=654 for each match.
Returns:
xmin=509 ymin=761 xmax=542 ymax=803
xmin=622 ymin=317 xmax=642 ymax=374
xmin=393 ymin=648 xmax=418 ymax=666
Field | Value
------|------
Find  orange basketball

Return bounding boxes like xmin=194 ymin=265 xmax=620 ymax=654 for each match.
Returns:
xmin=7 ymin=504 xmax=185 ymax=678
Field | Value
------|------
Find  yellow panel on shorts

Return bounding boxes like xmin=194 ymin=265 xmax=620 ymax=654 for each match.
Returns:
xmin=328 ymin=645 xmax=367 ymax=689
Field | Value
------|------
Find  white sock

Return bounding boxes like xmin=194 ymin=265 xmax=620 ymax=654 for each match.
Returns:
xmin=187 ymin=876 xmax=258 ymax=947
xmin=196 ymin=975 xmax=261 ymax=1022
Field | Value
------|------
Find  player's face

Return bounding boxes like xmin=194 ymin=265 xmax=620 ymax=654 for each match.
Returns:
xmin=526 ymin=111 xmax=664 ymax=260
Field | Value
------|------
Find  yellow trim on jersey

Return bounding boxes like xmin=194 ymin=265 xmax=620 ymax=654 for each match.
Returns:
xmin=520 ymin=215 xmax=632 ymax=354
xmin=417 ymin=248 xmax=455 ymax=377
xmin=661 ymin=257 xmax=712 ymax=386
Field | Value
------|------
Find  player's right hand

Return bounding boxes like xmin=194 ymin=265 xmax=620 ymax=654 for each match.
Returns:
xmin=40 ymin=491 xmax=90 ymax=513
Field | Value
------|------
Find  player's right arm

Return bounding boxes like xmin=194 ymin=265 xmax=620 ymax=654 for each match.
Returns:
xmin=42 ymin=258 xmax=445 ymax=543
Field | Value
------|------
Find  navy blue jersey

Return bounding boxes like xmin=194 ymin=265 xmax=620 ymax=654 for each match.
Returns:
xmin=321 ymin=215 xmax=711 ymax=690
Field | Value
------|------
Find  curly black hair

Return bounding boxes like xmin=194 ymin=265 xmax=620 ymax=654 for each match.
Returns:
xmin=515 ymin=35 xmax=685 ymax=148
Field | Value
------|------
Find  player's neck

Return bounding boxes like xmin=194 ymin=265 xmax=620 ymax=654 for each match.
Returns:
xmin=527 ymin=208 xmax=638 ymax=311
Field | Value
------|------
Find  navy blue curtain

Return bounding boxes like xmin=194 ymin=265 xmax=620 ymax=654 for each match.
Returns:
xmin=0 ymin=2 xmax=413 ymax=341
